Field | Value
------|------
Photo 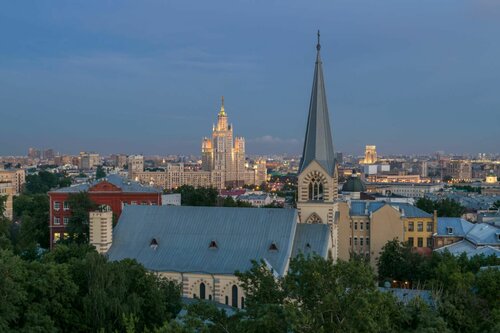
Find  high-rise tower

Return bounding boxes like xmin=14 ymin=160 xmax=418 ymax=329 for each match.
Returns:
xmin=201 ymin=97 xmax=246 ymax=187
xmin=297 ymin=31 xmax=339 ymax=257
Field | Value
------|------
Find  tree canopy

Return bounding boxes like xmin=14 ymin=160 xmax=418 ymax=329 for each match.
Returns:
xmin=416 ymin=197 xmax=466 ymax=217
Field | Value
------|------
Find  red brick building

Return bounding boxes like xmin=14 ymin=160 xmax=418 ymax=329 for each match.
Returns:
xmin=48 ymin=174 xmax=162 ymax=247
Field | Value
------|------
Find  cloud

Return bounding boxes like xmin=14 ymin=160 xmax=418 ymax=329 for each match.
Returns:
xmin=250 ymin=135 xmax=299 ymax=145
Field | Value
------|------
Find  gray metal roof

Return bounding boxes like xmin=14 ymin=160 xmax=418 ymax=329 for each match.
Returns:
xmin=466 ymin=223 xmax=500 ymax=246
xmin=291 ymin=223 xmax=330 ymax=257
xmin=107 ymin=205 xmax=298 ymax=276
xmin=349 ymin=201 xmax=431 ymax=218
xmin=437 ymin=217 xmax=474 ymax=237
xmin=52 ymin=174 xmax=161 ymax=194
xmin=299 ymin=35 xmax=336 ymax=175
xmin=435 ymin=240 xmax=500 ymax=258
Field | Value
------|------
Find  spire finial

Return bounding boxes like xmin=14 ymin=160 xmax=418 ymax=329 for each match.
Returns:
xmin=316 ymin=30 xmax=321 ymax=51
xmin=219 ymin=96 xmax=225 ymax=115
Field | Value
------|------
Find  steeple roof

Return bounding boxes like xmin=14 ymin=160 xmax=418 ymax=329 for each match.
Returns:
xmin=299 ymin=31 xmax=336 ymax=175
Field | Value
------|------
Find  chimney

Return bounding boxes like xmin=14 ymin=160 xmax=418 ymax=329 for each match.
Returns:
xmin=89 ymin=209 xmax=113 ymax=254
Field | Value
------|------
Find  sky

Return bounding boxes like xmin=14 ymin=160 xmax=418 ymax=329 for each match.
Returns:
xmin=1 ymin=0 xmax=499 ymax=156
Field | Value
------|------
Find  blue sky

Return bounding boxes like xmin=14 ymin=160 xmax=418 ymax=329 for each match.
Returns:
xmin=1 ymin=0 xmax=499 ymax=156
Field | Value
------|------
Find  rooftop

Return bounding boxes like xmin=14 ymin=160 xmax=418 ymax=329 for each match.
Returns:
xmin=107 ymin=205 xmax=299 ymax=276
xmin=349 ymin=201 xmax=432 ymax=218
xmin=51 ymin=174 xmax=161 ymax=194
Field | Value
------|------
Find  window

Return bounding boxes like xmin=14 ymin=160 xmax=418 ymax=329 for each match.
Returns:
xmin=426 ymin=222 xmax=434 ymax=232
xmin=54 ymin=201 xmax=60 ymax=211
xmin=63 ymin=217 xmax=69 ymax=225
xmin=360 ymin=237 xmax=364 ymax=246
xmin=225 ymin=296 xmax=229 ymax=305
xmin=209 ymin=240 xmax=218 ymax=249
xmin=54 ymin=217 xmax=61 ymax=225
xmin=426 ymin=238 xmax=433 ymax=248
xmin=54 ymin=233 xmax=61 ymax=243
xmin=63 ymin=201 xmax=70 ymax=210
xmin=408 ymin=237 xmax=414 ymax=247
xmin=366 ymin=237 xmax=370 ymax=246
xmin=150 ymin=238 xmax=158 ymax=250
xmin=360 ymin=222 xmax=364 ymax=230
xmin=354 ymin=237 xmax=358 ymax=246
xmin=200 ymin=283 xmax=206 ymax=300
xmin=308 ymin=177 xmax=324 ymax=201
xmin=446 ymin=227 xmax=454 ymax=235
xmin=366 ymin=222 xmax=370 ymax=230
xmin=232 ymin=285 xmax=238 ymax=307
xmin=417 ymin=237 xmax=423 ymax=247
xmin=417 ymin=222 xmax=423 ymax=232
xmin=354 ymin=222 xmax=358 ymax=230
xmin=408 ymin=222 xmax=414 ymax=232
xmin=131 ymin=201 xmax=137 ymax=205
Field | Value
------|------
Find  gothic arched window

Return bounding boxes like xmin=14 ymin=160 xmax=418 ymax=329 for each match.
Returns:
xmin=306 ymin=213 xmax=323 ymax=224
xmin=200 ymin=282 xmax=206 ymax=300
xmin=231 ymin=285 xmax=238 ymax=307
xmin=308 ymin=177 xmax=324 ymax=201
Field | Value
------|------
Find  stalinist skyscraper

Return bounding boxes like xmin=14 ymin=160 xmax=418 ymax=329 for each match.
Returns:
xmin=202 ymin=97 xmax=246 ymax=187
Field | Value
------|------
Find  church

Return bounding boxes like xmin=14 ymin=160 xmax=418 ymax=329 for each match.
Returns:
xmin=103 ymin=33 xmax=339 ymax=308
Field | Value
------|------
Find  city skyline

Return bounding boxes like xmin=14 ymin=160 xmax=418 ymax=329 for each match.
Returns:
xmin=1 ymin=1 xmax=500 ymax=156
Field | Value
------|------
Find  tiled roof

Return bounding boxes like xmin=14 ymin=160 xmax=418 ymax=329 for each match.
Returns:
xmin=291 ymin=223 xmax=330 ymax=257
xmin=107 ymin=206 xmax=298 ymax=276
xmin=52 ymin=174 xmax=161 ymax=194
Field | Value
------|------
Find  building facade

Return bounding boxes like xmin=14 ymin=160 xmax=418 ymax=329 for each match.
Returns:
xmin=0 ymin=167 xmax=26 ymax=194
xmin=337 ymin=201 xmax=437 ymax=266
xmin=362 ymin=145 xmax=377 ymax=164
xmin=48 ymin=174 xmax=162 ymax=247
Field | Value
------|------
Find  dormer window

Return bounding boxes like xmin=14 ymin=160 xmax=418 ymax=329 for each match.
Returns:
xmin=269 ymin=242 xmax=278 ymax=252
xmin=150 ymin=238 xmax=158 ymax=250
xmin=446 ymin=227 xmax=453 ymax=235
xmin=209 ymin=240 xmax=218 ymax=249
xmin=305 ymin=243 xmax=311 ymax=249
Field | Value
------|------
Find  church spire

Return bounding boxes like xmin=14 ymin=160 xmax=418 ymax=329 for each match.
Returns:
xmin=219 ymin=96 xmax=226 ymax=116
xmin=299 ymin=31 xmax=335 ymax=175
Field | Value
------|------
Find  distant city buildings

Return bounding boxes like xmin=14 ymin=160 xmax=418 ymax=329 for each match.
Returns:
xmin=79 ymin=152 xmax=100 ymax=170
xmin=129 ymin=99 xmax=267 ymax=190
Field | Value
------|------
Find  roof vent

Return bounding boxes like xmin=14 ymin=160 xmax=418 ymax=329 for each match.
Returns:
xmin=209 ymin=240 xmax=218 ymax=249
xmin=269 ymin=242 xmax=278 ymax=252
xmin=150 ymin=238 xmax=158 ymax=250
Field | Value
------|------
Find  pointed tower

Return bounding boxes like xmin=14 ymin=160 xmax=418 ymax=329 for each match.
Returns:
xmin=297 ymin=32 xmax=339 ymax=257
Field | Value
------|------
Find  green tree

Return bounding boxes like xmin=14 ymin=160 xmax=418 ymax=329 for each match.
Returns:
xmin=96 ymin=165 xmax=106 ymax=180
xmin=174 ymin=186 xmax=218 ymax=206
xmin=14 ymin=194 xmax=50 ymax=250
xmin=416 ymin=198 xmax=465 ymax=217
xmin=66 ymin=192 xmax=98 ymax=244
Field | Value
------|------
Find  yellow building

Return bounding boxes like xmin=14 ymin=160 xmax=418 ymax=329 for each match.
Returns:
xmin=362 ymin=145 xmax=377 ymax=164
xmin=338 ymin=200 xmax=437 ymax=267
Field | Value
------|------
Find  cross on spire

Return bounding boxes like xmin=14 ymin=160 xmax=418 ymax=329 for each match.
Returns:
xmin=317 ymin=30 xmax=321 ymax=51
